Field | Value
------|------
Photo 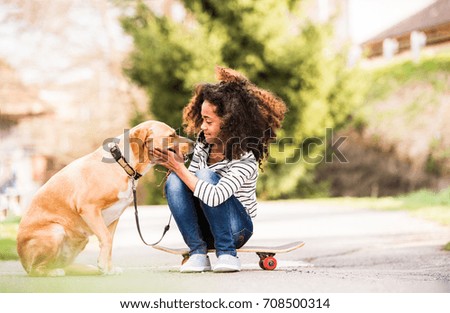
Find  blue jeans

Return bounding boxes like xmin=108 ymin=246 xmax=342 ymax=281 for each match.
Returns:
xmin=165 ymin=169 xmax=253 ymax=257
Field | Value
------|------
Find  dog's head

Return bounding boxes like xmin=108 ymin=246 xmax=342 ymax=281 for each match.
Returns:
xmin=129 ymin=121 xmax=194 ymax=169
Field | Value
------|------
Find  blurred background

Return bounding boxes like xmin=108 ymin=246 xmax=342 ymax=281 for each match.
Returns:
xmin=0 ymin=0 xmax=449 ymax=219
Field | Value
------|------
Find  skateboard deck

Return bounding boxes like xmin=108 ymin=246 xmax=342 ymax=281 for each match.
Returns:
xmin=153 ymin=241 xmax=305 ymax=270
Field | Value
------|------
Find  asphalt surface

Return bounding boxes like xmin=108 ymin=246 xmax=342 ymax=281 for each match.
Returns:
xmin=1 ymin=200 xmax=449 ymax=292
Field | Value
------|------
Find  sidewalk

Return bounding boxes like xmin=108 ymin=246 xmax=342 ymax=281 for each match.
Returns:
xmin=1 ymin=200 xmax=449 ymax=292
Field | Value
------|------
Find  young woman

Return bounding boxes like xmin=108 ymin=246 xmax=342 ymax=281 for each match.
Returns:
xmin=151 ymin=67 xmax=286 ymax=272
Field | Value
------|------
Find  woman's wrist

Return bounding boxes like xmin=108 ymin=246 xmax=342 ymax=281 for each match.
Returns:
xmin=175 ymin=166 xmax=198 ymax=192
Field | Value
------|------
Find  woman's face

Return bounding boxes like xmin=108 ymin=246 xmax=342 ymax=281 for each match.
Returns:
xmin=200 ymin=100 xmax=222 ymax=146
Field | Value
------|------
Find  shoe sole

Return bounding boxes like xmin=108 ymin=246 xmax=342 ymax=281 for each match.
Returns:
xmin=213 ymin=266 xmax=240 ymax=273
xmin=180 ymin=267 xmax=212 ymax=273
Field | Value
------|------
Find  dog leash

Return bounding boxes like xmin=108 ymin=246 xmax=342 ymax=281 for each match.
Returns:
xmin=110 ymin=143 xmax=171 ymax=246
xmin=132 ymin=179 xmax=172 ymax=246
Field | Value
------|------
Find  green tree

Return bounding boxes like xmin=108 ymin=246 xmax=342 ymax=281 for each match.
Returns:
xmin=121 ymin=2 xmax=222 ymax=127
xmin=121 ymin=0 xmax=364 ymax=202
xmin=121 ymin=1 xmax=223 ymax=203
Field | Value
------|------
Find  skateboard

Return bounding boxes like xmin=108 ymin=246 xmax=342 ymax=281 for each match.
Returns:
xmin=153 ymin=241 xmax=305 ymax=270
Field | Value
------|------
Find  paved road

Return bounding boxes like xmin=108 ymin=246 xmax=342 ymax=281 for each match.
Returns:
xmin=1 ymin=200 xmax=449 ymax=292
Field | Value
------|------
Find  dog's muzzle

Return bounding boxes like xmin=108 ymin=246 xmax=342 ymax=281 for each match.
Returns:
xmin=167 ymin=147 xmax=190 ymax=164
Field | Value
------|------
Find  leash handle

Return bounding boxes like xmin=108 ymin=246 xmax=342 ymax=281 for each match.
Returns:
xmin=132 ymin=181 xmax=171 ymax=246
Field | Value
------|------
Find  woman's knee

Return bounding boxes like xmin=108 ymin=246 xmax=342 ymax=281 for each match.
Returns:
xmin=195 ymin=168 xmax=220 ymax=184
xmin=165 ymin=172 xmax=185 ymax=194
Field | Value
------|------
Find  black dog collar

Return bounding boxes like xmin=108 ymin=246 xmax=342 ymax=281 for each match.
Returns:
xmin=110 ymin=144 xmax=142 ymax=180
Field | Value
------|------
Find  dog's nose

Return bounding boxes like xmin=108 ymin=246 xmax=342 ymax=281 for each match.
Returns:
xmin=180 ymin=137 xmax=195 ymax=155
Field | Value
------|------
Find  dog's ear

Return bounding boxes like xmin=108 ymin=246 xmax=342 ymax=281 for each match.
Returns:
xmin=130 ymin=127 xmax=151 ymax=146
xmin=130 ymin=126 xmax=153 ymax=161
xmin=215 ymin=65 xmax=249 ymax=84
xmin=130 ymin=127 xmax=147 ymax=145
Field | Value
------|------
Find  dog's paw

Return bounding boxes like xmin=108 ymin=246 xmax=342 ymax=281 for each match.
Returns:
xmin=47 ymin=268 xmax=66 ymax=277
xmin=109 ymin=266 xmax=123 ymax=275
xmin=101 ymin=266 xmax=123 ymax=276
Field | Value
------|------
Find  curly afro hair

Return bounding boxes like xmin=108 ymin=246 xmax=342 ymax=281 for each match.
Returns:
xmin=183 ymin=66 xmax=287 ymax=165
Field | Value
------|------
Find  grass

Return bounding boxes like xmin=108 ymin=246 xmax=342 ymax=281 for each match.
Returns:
xmin=0 ymin=216 xmax=20 ymax=260
xmin=324 ymin=188 xmax=450 ymax=225
xmin=364 ymin=53 xmax=450 ymax=102
xmin=0 ymin=238 xmax=18 ymax=260
xmin=297 ymin=188 xmax=450 ymax=229
xmin=372 ymin=188 xmax=450 ymax=226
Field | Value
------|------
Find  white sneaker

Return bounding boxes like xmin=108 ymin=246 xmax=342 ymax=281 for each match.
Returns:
xmin=180 ymin=254 xmax=211 ymax=273
xmin=213 ymin=254 xmax=241 ymax=272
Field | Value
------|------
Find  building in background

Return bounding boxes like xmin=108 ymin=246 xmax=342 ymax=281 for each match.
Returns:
xmin=362 ymin=0 xmax=450 ymax=59
xmin=0 ymin=0 xmax=147 ymax=216
xmin=306 ymin=0 xmax=449 ymax=63
xmin=0 ymin=60 xmax=53 ymax=219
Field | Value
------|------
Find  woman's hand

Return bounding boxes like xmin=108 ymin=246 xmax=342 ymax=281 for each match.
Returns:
xmin=150 ymin=148 xmax=198 ymax=192
xmin=150 ymin=148 xmax=185 ymax=172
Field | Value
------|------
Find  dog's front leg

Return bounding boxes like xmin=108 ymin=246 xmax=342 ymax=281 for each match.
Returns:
xmin=108 ymin=219 xmax=120 ymax=246
xmin=105 ymin=219 xmax=123 ymax=274
xmin=79 ymin=208 xmax=119 ymax=275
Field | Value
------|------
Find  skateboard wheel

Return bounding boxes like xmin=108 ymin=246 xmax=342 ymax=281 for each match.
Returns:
xmin=262 ymin=256 xmax=277 ymax=270
xmin=259 ymin=260 xmax=265 ymax=270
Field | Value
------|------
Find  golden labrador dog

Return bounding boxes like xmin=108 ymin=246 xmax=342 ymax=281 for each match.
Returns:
xmin=17 ymin=120 xmax=193 ymax=276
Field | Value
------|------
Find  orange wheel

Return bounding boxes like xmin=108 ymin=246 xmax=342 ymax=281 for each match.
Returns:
xmin=262 ymin=256 xmax=277 ymax=270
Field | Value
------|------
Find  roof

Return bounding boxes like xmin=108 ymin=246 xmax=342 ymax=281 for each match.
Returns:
xmin=364 ymin=0 xmax=450 ymax=44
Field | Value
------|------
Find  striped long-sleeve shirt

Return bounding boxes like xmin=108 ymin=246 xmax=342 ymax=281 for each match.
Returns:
xmin=188 ymin=141 xmax=258 ymax=218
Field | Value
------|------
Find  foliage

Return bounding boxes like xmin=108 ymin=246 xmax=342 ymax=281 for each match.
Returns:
xmin=352 ymin=53 xmax=450 ymax=181
xmin=444 ymin=242 xmax=450 ymax=252
xmin=121 ymin=0 xmax=365 ymax=202
xmin=363 ymin=54 xmax=450 ymax=103
xmin=121 ymin=1 xmax=222 ymax=127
